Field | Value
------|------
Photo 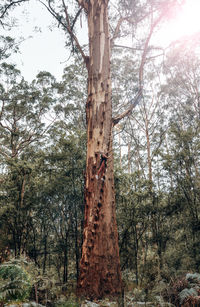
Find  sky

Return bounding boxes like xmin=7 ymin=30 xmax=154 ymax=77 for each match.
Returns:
xmin=156 ymin=0 xmax=200 ymax=46
xmin=2 ymin=0 xmax=200 ymax=82
xmin=3 ymin=1 xmax=87 ymax=82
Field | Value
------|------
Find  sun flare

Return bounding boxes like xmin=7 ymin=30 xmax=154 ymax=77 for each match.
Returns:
xmin=157 ymin=0 xmax=200 ymax=45
xmin=174 ymin=0 xmax=200 ymax=36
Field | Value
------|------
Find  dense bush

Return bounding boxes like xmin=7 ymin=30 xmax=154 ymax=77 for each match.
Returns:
xmin=162 ymin=273 xmax=200 ymax=306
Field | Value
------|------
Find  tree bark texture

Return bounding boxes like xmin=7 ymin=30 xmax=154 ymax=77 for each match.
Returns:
xmin=77 ymin=0 xmax=122 ymax=299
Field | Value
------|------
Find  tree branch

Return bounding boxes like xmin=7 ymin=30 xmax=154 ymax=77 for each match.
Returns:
xmin=71 ymin=7 xmax=83 ymax=31
xmin=112 ymin=88 xmax=143 ymax=126
xmin=138 ymin=13 xmax=163 ymax=88
xmin=111 ymin=17 xmax=127 ymax=47
xmin=38 ymin=0 xmax=88 ymax=66
xmin=112 ymin=7 xmax=168 ymax=127
xmin=0 ymin=100 xmax=5 ymax=121
xmin=61 ymin=0 xmax=88 ymax=64
xmin=0 ymin=122 xmax=12 ymax=133
xmin=0 ymin=147 xmax=9 ymax=158
xmin=78 ymin=0 xmax=88 ymax=12
xmin=0 ymin=0 xmax=29 ymax=19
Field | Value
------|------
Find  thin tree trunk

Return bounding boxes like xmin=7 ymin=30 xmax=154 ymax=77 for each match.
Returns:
xmin=128 ymin=142 xmax=131 ymax=174
xmin=134 ymin=225 xmax=139 ymax=286
xmin=75 ymin=205 xmax=80 ymax=282
xmin=144 ymin=117 xmax=152 ymax=186
xmin=43 ymin=235 xmax=47 ymax=274
xmin=77 ymin=0 xmax=122 ymax=299
xmin=63 ymin=248 xmax=68 ymax=283
xmin=63 ymin=232 xmax=68 ymax=283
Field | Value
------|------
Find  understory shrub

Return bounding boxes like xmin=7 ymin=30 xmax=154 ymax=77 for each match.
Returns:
xmin=162 ymin=273 xmax=200 ymax=306
xmin=0 ymin=259 xmax=32 ymax=303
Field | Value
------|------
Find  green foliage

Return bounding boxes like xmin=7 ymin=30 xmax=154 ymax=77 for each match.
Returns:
xmin=178 ymin=273 xmax=200 ymax=304
xmin=179 ymin=288 xmax=198 ymax=304
xmin=162 ymin=273 xmax=200 ymax=305
xmin=186 ymin=273 xmax=200 ymax=283
xmin=0 ymin=56 xmax=85 ymax=282
xmin=0 ymin=36 xmax=18 ymax=60
xmin=0 ymin=260 xmax=32 ymax=302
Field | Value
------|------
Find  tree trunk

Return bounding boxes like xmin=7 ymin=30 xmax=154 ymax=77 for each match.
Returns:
xmin=43 ymin=234 xmax=47 ymax=274
xmin=77 ymin=0 xmax=122 ymax=299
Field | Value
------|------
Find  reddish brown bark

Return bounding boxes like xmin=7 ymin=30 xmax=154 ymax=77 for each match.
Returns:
xmin=77 ymin=0 xmax=122 ymax=300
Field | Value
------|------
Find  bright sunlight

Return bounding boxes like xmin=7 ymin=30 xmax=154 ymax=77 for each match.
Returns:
xmin=157 ymin=0 xmax=200 ymax=45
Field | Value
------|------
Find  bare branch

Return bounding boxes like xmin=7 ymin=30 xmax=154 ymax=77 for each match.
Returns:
xmin=62 ymin=0 xmax=88 ymax=64
xmin=39 ymin=0 xmax=88 ymax=66
xmin=0 ymin=100 xmax=5 ymax=121
xmin=112 ymin=7 xmax=169 ymax=127
xmin=38 ymin=1 xmax=56 ymax=20
xmin=113 ymin=44 xmax=144 ymax=51
xmin=71 ymin=7 xmax=83 ymax=31
xmin=15 ymin=117 xmax=57 ymax=156
xmin=112 ymin=88 xmax=143 ymax=126
xmin=111 ymin=17 xmax=127 ymax=46
xmin=113 ymin=44 xmax=166 ymax=59
xmin=0 ymin=147 xmax=9 ymax=158
xmin=0 ymin=122 xmax=12 ymax=133
xmin=110 ymin=2 xmax=163 ymax=48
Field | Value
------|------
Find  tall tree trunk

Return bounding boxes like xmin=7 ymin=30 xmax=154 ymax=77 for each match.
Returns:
xmin=77 ymin=0 xmax=122 ymax=299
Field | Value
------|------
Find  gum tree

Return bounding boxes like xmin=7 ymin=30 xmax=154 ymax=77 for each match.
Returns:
xmin=40 ymin=0 xmax=183 ymax=299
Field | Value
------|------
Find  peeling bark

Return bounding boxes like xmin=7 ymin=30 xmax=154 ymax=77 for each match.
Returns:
xmin=77 ymin=0 xmax=122 ymax=299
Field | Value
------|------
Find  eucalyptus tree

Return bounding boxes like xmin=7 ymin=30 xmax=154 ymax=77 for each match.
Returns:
xmin=0 ymin=59 xmax=87 ymax=279
xmin=0 ymin=35 xmax=18 ymax=62
xmin=32 ymin=60 xmax=87 ymax=281
xmin=0 ymin=64 xmax=58 ymax=256
xmin=160 ymin=44 xmax=200 ymax=271
xmin=112 ymin=53 xmax=172 ymax=286
xmin=115 ymin=168 xmax=153 ymax=286
xmin=33 ymin=0 xmax=184 ymax=299
xmin=34 ymin=132 xmax=85 ymax=281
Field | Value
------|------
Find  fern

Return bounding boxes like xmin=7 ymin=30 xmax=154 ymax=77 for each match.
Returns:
xmin=0 ymin=261 xmax=32 ymax=302
xmin=162 ymin=272 xmax=200 ymax=305
xmin=179 ymin=288 xmax=198 ymax=304
xmin=186 ymin=273 xmax=200 ymax=284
